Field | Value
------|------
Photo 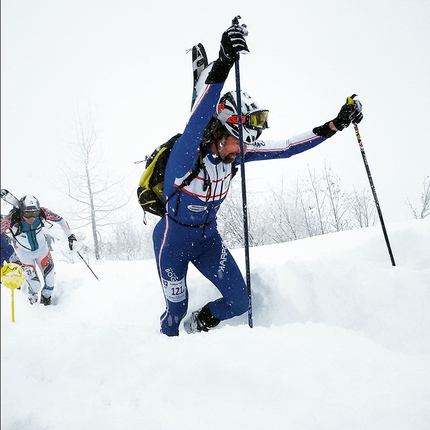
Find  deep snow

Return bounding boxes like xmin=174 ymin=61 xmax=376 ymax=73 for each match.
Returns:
xmin=1 ymin=219 xmax=430 ymax=430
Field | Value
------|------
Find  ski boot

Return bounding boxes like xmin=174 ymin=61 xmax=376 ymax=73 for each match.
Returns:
xmin=184 ymin=304 xmax=221 ymax=334
xmin=40 ymin=295 xmax=52 ymax=306
xmin=28 ymin=292 xmax=38 ymax=305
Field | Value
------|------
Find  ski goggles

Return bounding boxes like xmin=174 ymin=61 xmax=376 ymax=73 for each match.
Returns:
xmin=226 ymin=110 xmax=269 ymax=130
xmin=22 ymin=210 xmax=41 ymax=218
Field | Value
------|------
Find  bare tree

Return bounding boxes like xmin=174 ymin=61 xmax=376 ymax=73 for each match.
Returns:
xmin=322 ymin=162 xmax=349 ymax=232
xmin=295 ymin=167 xmax=328 ymax=237
xmin=264 ymin=178 xmax=305 ymax=243
xmin=217 ymin=185 xmax=254 ymax=248
xmin=176 ymin=161 xmax=389 ymax=253
xmin=59 ymin=112 xmax=131 ymax=259
xmin=217 ymin=180 xmax=277 ymax=248
xmin=307 ymin=165 xmax=328 ymax=234
xmin=408 ymin=175 xmax=430 ymax=219
xmin=104 ymin=216 xmax=155 ymax=260
xmin=346 ymin=187 xmax=376 ymax=228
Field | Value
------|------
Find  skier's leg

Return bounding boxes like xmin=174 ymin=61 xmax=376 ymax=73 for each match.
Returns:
xmin=192 ymin=233 xmax=248 ymax=321
xmin=39 ymin=251 xmax=55 ymax=299
xmin=19 ymin=261 xmax=40 ymax=304
xmin=153 ymin=218 xmax=195 ymax=336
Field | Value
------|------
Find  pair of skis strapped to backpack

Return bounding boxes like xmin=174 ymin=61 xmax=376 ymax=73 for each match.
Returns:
xmin=136 ymin=43 xmax=209 ymax=223
xmin=1 ymin=189 xmax=20 ymax=209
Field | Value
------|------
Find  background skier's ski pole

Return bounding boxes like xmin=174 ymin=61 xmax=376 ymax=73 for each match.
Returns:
xmin=77 ymin=251 xmax=100 ymax=280
xmin=353 ymin=123 xmax=396 ymax=266
xmin=233 ymin=15 xmax=253 ymax=328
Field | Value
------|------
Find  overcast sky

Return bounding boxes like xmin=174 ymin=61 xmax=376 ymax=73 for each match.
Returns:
xmin=2 ymin=0 xmax=429 ymax=224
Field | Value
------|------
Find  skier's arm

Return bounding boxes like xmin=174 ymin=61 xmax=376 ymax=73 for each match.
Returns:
xmin=244 ymin=131 xmax=328 ymax=162
xmin=243 ymin=95 xmax=363 ymax=162
xmin=43 ymin=208 xmax=77 ymax=250
xmin=0 ymin=215 xmax=12 ymax=234
xmin=42 ymin=208 xmax=74 ymax=238
xmin=168 ymin=22 xmax=249 ymax=177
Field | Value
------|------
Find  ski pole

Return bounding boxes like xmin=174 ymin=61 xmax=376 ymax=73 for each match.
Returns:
xmin=233 ymin=15 xmax=253 ymax=328
xmin=353 ymin=123 xmax=396 ymax=266
xmin=77 ymin=251 xmax=100 ymax=280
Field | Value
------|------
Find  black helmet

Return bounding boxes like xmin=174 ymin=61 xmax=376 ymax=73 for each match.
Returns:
xmin=19 ymin=194 xmax=41 ymax=218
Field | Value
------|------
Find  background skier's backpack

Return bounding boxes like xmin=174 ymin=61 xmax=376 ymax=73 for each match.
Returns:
xmin=137 ymin=133 xmax=204 ymax=222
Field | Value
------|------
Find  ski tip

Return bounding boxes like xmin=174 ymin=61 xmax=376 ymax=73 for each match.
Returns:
xmin=192 ymin=43 xmax=208 ymax=66
xmin=1 ymin=189 xmax=20 ymax=208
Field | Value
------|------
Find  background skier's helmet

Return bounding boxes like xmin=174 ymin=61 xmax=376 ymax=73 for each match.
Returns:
xmin=19 ymin=194 xmax=41 ymax=218
xmin=215 ymin=91 xmax=269 ymax=144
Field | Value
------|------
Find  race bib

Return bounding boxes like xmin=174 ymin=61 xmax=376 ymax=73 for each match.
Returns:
xmin=162 ymin=277 xmax=186 ymax=303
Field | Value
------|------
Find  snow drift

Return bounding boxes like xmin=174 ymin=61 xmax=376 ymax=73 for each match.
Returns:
xmin=2 ymin=219 xmax=430 ymax=430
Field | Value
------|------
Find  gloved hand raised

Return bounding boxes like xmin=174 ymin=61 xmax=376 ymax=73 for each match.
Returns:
xmin=206 ymin=20 xmax=249 ymax=84
xmin=68 ymin=234 xmax=77 ymax=250
xmin=219 ymin=23 xmax=249 ymax=65
xmin=333 ymin=94 xmax=363 ymax=131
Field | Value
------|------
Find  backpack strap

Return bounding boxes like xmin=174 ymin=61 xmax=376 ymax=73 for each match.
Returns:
xmin=169 ymin=152 xmax=206 ymax=217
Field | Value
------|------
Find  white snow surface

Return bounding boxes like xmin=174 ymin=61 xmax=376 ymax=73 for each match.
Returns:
xmin=2 ymin=219 xmax=430 ymax=430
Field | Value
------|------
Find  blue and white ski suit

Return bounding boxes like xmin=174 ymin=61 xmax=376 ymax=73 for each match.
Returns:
xmin=1 ymin=230 xmax=17 ymax=264
xmin=153 ymin=82 xmax=330 ymax=336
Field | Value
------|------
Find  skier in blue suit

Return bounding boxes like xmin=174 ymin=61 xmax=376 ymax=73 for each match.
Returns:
xmin=1 ymin=229 xmax=17 ymax=265
xmin=153 ymin=22 xmax=363 ymax=336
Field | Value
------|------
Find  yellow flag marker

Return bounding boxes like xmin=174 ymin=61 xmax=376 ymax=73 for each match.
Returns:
xmin=1 ymin=263 xmax=26 ymax=322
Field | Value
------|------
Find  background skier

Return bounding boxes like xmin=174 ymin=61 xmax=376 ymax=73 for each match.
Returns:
xmin=1 ymin=220 xmax=19 ymax=265
xmin=152 ymin=21 xmax=363 ymax=336
xmin=0 ymin=194 xmax=77 ymax=305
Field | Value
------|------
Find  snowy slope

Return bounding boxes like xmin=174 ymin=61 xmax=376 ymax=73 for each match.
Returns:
xmin=2 ymin=219 xmax=430 ymax=430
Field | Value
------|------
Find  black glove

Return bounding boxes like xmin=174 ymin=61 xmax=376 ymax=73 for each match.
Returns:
xmin=219 ymin=23 xmax=249 ymax=64
xmin=332 ymin=94 xmax=363 ymax=131
xmin=68 ymin=234 xmax=77 ymax=250
xmin=206 ymin=22 xmax=249 ymax=84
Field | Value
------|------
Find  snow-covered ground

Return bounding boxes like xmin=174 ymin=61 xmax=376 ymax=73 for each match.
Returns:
xmin=2 ymin=219 xmax=430 ymax=430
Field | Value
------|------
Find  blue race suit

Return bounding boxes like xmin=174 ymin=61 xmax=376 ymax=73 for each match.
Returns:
xmin=153 ymin=80 xmax=330 ymax=336
xmin=1 ymin=231 xmax=16 ymax=265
